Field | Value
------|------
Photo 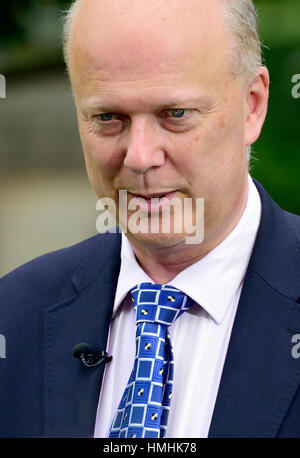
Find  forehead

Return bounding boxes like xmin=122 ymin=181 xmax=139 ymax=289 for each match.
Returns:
xmin=69 ymin=0 xmax=236 ymax=103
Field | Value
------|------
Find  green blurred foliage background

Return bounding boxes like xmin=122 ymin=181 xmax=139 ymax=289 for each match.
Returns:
xmin=252 ymin=0 xmax=300 ymax=214
xmin=0 ymin=0 xmax=300 ymax=275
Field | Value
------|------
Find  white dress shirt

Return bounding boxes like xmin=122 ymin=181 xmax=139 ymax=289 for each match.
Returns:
xmin=94 ymin=174 xmax=261 ymax=438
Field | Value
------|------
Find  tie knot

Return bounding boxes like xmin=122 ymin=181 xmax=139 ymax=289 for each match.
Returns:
xmin=131 ymin=282 xmax=193 ymax=327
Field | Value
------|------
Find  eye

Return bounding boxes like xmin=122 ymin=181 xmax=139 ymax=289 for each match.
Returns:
xmin=162 ymin=109 xmax=191 ymax=121
xmin=91 ymin=112 xmax=125 ymax=135
xmin=159 ymin=108 xmax=196 ymax=132
xmin=98 ymin=113 xmax=115 ymax=121
xmin=169 ymin=109 xmax=187 ymax=118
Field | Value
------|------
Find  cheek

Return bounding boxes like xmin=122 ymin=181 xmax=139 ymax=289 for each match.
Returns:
xmin=171 ymin=108 xmax=245 ymax=192
xmin=217 ymin=114 xmax=226 ymax=130
xmin=171 ymin=117 xmax=227 ymax=176
xmin=195 ymin=108 xmax=244 ymax=166
xmin=78 ymin=120 xmax=122 ymax=176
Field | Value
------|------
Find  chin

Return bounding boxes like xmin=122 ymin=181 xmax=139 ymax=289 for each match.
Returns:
xmin=126 ymin=231 xmax=187 ymax=249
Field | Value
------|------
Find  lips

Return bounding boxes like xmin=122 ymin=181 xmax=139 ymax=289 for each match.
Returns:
xmin=131 ymin=192 xmax=168 ymax=199
xmin=128 ymin=190 xmax=178 ymax=212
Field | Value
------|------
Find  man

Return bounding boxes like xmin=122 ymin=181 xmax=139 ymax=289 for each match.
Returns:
xmin=0 ymin=0 xmax=300 ymax=438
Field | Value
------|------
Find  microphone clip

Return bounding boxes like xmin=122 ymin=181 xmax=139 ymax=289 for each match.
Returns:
xmin=72 ymin=342 xmax=112 ymax=368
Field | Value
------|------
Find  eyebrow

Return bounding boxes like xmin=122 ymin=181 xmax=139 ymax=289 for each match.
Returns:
xmin=80 ymin=95 xmax=213 ymax=113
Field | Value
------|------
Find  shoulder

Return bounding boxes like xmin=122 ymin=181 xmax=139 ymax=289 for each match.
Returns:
xmin=284 ymin=208 xmax=300 ymax=233
xmin=0 ymin=232 xmax=121 ymax=317
xmin=254 ymin=178 xmax=300 ymax=235
xmin=251 ymin=179 xmax=300 ymax=299
xmin=281 ymin=208 xmax=300 ymax=261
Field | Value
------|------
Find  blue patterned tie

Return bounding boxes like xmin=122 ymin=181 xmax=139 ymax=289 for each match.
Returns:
xmin=109 ymin=282 xmax=194 ymax=438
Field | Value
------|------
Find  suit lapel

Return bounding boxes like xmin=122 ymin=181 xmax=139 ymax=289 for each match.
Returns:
xmin=44 ymin=233 xmax=121 ymax=437
xmin=209 ymin=181 xmax=300 ymax=437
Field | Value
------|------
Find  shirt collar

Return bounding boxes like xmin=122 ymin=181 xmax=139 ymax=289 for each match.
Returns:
xmin=112 ymin=174 xmax=261 ymax=323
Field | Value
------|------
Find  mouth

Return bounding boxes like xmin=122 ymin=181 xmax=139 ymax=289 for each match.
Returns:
xmin=127 ymin=190 xmax=179 ymax=212
xmin=129 ymin=191 xmax=177 ymax=199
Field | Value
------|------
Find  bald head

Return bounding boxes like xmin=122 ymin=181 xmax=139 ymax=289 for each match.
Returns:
xmin=63 ymin=0 xmax=262 ymax=83
xmin=69 ymin=0 xmax=239 ymax=99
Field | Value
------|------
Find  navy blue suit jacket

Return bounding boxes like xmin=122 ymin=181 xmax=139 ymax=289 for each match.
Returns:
xmin=1 ymin=179 xmax=300 ymax=438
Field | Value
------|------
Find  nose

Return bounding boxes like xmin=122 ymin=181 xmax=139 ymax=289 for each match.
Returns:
xmin=123 ymin=116 xmax=165 ymax=174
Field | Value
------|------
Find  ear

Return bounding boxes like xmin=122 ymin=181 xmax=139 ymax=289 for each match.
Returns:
xmin=244 ymin=66 xmax=269 ymax=146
